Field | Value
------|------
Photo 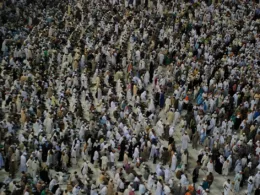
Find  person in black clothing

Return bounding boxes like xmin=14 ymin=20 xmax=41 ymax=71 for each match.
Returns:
xmin=192 ymin=162 xmax=200 ymax=184
xmin=39 ymin=164 xmax=50 ymax=184
xmin=127 ymin=141 xmax=133 ymax=159
xmin=118 ymin=137 xmax=126 ymax=161
xmin=215 ymin=157 xmax=223 ymax=175
xmin=255 ymin=186 xmax=260 ymax=195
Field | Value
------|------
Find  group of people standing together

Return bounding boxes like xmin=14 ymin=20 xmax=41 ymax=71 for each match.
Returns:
xmin=0 ymin=0 xmax=260 ymax=195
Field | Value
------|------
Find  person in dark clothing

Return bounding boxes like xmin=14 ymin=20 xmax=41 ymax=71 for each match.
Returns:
xmin=197 ymin=152 xmax=203 ymax=165
xmin=215 ymin=157 xmax=223 ymax=175
xmin=234 ymin=115 xmax=242 ymax=130
xmin=118 ymin=138 xmax=126 ymax=161
xmin=202 ymin=179 xmax=209 ymax=190
xmin=9 ymin=159 xmax=16 ymax=178
xmin=149 ymin=62 xmax=154 ymax=83
xmin=255 ymin=186 xmax=260 ymax=195
xmin=51 ymin=184 xmax=60 ymax=194
xmin=39 ymin=165 xmax=50 ymax=184
xmin=4 ymin=155 xmax=9 ymax=172
xmin=192 ymin=162 xmax=200 ymax=184
xmin=128 ymin=142 xmax=133 ymax=159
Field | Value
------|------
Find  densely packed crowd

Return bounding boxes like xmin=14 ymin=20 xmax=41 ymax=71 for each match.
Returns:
xmin=0 ymin=0 xmax=260 ymax=194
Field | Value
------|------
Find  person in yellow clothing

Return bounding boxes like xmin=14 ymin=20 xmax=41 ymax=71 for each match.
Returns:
xmin=51 ymin=95 xmax=58 ymax=106
xmin=133 ymin=84 xmax=138 ymax=96
xmin=20 ymin=108 xmax=27 ymax=127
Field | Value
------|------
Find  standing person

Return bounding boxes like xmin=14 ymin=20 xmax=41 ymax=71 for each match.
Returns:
xmin=215 ymin=155 xmax=224 ymax=175
xmin=109 ymin=150 xmax=115 ymax=168
xmin=159 ymin=91 xmax=165 ymax=109
xmin=93 ymin=150 xmax=99 ymax=168
xmin=20 ymin=152 xmax=27 ymax=172
xmin=255 ymin=171 xmax=260 ymax=190
xmin=81 ymin=160 xmax=88 ymax=176
xmin=61 ymin=151 xmax=69 ymax=171
xmin=107 ymin=179 xmax=114 ymax=195
xmin=39 ymin=163 xmax=50 ymax=184
xmin=255 ymin=186 xmax=260 ymax=195
xmin=0 ymin=149 xmax=4 ymax=169
xmin=181 ymin=150 xmax=188 ymax=170
xmin=155 ymin=179 xmax=163 ymax=195
xmin=222 ymin=160 xmax=230 ymax=176
xmin=207 ymin=160 xmax=214 ymax=173
xmin=234 ymin=172 xmax=242 ymax=193
xmin=170 ymin=152 xmax=177 ymax=172
xmin=181 ymin=132 xmax=190 ymax=151
xmin=133 ymin=146 xmax=140 ymax=163
xmin=201 ymin=153 xmax=209 ymax=170
xmin=223 ymin=179 xmax=231 ymax=195
xmin=123 ymin=151 xmax=129 ymax=168
xmin=248 ymin=178 xmax=254 ymax=195
xmin=192 ymin=162 xmax=200 ymax=185
xmin=9 ymin=159 xmax=16 ymax=178
xmin=101 ymin=153 xmax=108 ymax=171
xmin=31 ymin=158 xmax=39 ymax=178
xmin=192 ymin=131 xmax=199 ymax=149
xmin=118 ymin=137 xmax=126 ymax=161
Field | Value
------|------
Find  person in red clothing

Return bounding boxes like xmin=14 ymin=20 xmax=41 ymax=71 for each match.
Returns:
xmin=185 ymin=190 xmax=192 ymax=195
xmin=129 ymin=188 xmax=135 ymax=195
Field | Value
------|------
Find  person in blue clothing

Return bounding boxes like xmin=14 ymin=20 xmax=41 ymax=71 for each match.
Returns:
xmin=0 ymin=149 xmax=4 ymax=169
xmin=202 ymin=178 xmax=209 ymax=190
xmin=159 ymin=91 xmax=165 ymax=108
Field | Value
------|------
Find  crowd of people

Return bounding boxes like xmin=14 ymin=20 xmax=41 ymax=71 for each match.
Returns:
xmin=0 ymin=0 xmax=260 ymax=194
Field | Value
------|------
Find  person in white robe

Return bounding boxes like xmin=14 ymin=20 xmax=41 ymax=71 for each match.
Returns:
xmin=155 ymin=180 xmax=163 ymax=195
xmin=201 ymin=153 xmax=209 ymax=170
xmin=164 ymin=167 xmax=171 ymax=183
xmin=140 ymin=91 xmax=147 ymax=103
xmin=49 ymin=178 xmax=57 ymax=191
xmin=171 ymin=153 xmax=177 ymax=172
xmin=207 ymin=160 xmax=214 ymax=173
xmin=81 ymin=161 xmax=88 ymax=176
xmin=166 ymin=109 xmax=174 ymax=125
xmin=20 ymin=153 xmax=27 ymax=172
xmin=71 ymin=148 xmax=77 ymax=166
xmin=99 ymin=186 xmax=107 ymax=195
xmin=101 ymin=155 xmax=108 ymax=171
xmin=227 ymin=155 xmax=232 ymax=170
xmin=181 ymin=132 xmax=190 ymax=151
xmin=180 ymin=174 xmax=189 ymax=186
xmin=144 ymin=71 xmax=150 ymax=87
xmin=248 ymin=178 xmax=254 ymax=195
xmin=172 ymin=110 xmax=180 ymax=126
xmin=223 ymin=179 xmax=231 ymax=195
xmin=31 ymin=159 xmax=39 ymax=178
xmin=164 ymin=96 xmax=171 ymax=112
xmin=26 ymin=156 xmax=33 ymax=176
xmin=133 ymin=146 xmax=140 ymax=163
xmin=222 ymin=160 xmax=230 ymax=176
xmin=126 ymin=84 xmax=132 ymax=102
xmin=93 ymin=150 xmax=99 ymax=167
xmin=156 ymin=120 xmax=164 ymax=137
xmin=44 ymin=115 xmax=53 ymax=134
xmin=164 ymin=184 xmax=171 ymax=195
xmin=255 ymin=171 xmax=260 ymax=188
xmin=147 ymin=98 xmax=155 ymax=113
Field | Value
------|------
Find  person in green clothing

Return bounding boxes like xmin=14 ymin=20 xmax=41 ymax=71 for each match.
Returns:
xmin=186 ymin=23 xmax=192 ymax=32
xmin=41 ymin=187 xmax=51 ymax=195
xmin=202 ymin=178 xmax=209 ymax=190
xmin=164 ymin=55 xmax=172 ymax=66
